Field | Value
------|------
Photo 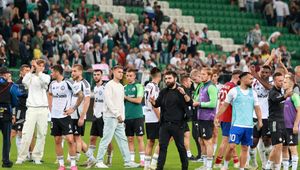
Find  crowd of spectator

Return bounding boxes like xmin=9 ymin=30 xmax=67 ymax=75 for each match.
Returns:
xmin=233 ymin=0 xmax=300 ymax=34
xmin=0 ymin=0 xmax=294 ymax=85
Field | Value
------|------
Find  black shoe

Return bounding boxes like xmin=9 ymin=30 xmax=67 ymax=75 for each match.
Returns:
xmin=2 ymin=161 xmax=13 ymax=168
xmin=188 ymin=155 xmax=197 ymax=161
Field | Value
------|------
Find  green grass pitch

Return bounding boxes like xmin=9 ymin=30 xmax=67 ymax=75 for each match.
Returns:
xmin=1 ymin=122 xmax=299 ymax=169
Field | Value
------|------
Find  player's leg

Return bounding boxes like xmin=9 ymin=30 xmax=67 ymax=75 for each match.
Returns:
xmin=183 ymin=123 xmax=193 ymax=160
xmin=16 ymin=108 xmax=37 ymax=163
xmin=170 ymin=124 xmax=188 ymax=170
xmin=222 ymin=126 xmax=242 ymax=170
xmin=240 ymin=145 xmax=249 ymax=168
xmin=135 ymin=118 xmax=145 ymax=166
xmin=214 ymin=122 xmax=230 ymax=167
xmin=65 ymin=134 xmax=77 ymax=169
xmin=106 ymin=142 xmax=114 ymax=166
xmin=96 ymin=117 xmax=117 ymax=168
xmin=289 ymin=145 xmax=298 ymax=170
xmin=266 ymin=122 xmax=284 ymax=170
xmin=147 ymin=122 xmax=160 ymax=170
xmin=54 ymin=136 xmax=65 ymax=168
xmin=192 ymin=120 xmax=201 ymax=160
xmin=145 ymin=123 xmax=155 ymax=169
xmin=212 ymin=126 xmax=218 ymax=156
xmin=282 ymin=145 xmax=289 ymax=170
xmin=32 ymin=108 xmax=48 ymax=163
xmin=285 ymin=129 xmax=298 ymax=170
xmin=125 ymin=119 xmax=135 ymax=162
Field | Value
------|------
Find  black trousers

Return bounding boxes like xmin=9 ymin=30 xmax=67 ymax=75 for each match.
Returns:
xmin=0 ymin=119 xmax=12 ymax=164
xmin=157 ymin=122 xmax=188 ymax=170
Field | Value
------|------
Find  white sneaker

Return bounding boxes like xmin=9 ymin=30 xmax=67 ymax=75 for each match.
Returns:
xmin=149 ymin=164 xmax=157 ymax=170
xmin=15 ymin=160 xmax=23 ymax=164
xmin=95 ymin=162 xmax=108 ymax=168
xmin=213 ymin=163 xmax=222 ymax=169
xmin=194 ymin=166 xmax=206 ymax=170
xmin=124 ymin=162 xmax=140 ymax=168
xmin=34 ymin=160 xmax=42 ymax=164
xmin=86 ymin=159 xmax=97 ymax=169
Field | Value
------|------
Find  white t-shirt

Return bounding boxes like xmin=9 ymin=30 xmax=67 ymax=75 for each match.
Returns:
xmin=93 ymin=84 xmax=105 ymax=118
xmin=71 ymin=79 xmax=91 ymax=119
xmin=170 ymin=57 xmax=181 ymax=68
xmin=252 ymin=78 xmax=273 ymax=119
xmin=225 ymin=87 xmax=259 ymax=106
xmin=139 ymin=43 xmax=152 ymax=60
xmin=273 ymin=0 xmax=286 ymax=16
xmin=49 ymin=79 xmax=80 ymax=119
xmin=144 ymin=82 xmax=160 ymax=123
xmin=226 ymin=56 xmax=236 ymax=72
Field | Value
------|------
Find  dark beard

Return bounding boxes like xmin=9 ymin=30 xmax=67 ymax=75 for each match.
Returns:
xmin=247 ymin=84 xmax=252 ymax=88
xmin=95 ymin=79 xmax=100 ymax=84
xmin=166 ymin=82 xmax=175 ymax=88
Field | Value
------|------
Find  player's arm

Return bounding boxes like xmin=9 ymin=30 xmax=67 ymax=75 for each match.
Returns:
xmin=269 ymin=89 xmax=286 ymax=103
xmin=125 ymin=84 xmax=144 ymax=104
xmin=215 ymin=102 xmax=230 ymax=119
xmin=200 ymin=85 xmax=218 ymax=108
xmin=65 ymin=91 xmax=83 ymax=116
xmin=22 ymin=72 xmax=32 ymax=88
xmin=214 ymin=88 xmax=235 ymax=125
xmin=80 ymin=84 xmax=91 ymax=118
xmin=291 ymin=93 xmax=300 ymax=134
xmin=48 ymin=92 xmax=53 ymax=113
xmin=38 ymin=73 xmax=51 ymax=90
xmin=150 ymin=90 xmax=163 ymax=108
xmin=104 ymin=84 xmax=119 ymax=117
xmin=153 ymin=107 xmax=160 ymax=119
xmin=250 ymin=66 xmax=272 ymax=90
xmin=254 ymin=91 xmax=263 ymax=129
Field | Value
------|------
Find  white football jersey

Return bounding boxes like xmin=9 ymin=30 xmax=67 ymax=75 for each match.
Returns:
xmin=49 ymin=79 xmax=80 ymax=119
xmin=252 ymin=77 xmax=273 ymax=119
xmin=71 ymin=79 xmax=91 ymax=119
xmin=144 ymin=82 xmax=160 ymax=123
xmin=93 ymin=84 xmax=105 ymax=118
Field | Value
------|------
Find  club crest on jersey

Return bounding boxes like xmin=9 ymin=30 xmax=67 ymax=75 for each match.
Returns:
xmin=61 ymin=86 xmax=65 ymax=90
xmin=99 ymin=91 xmax=102 ymax=95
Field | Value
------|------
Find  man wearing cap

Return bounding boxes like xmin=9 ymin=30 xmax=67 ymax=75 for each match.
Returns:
xmin=0 ymin=67 xmax=24 ymax=168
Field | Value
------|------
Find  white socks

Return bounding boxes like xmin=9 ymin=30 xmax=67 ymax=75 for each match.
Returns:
xmin=274 ymin=163 xmax=281 ymax=170
xmin=57 ymin=155 xmax=64 ymax=166
xmin=206 ymin=157 xmax=213 ymax=169
xmin=283 ymin=158 xmax=289 ymax=170
xmin=249 ymin=148 xmax=257 ymax=166
xmin=265 ymin=160 xmax=273 ymax=169
xmin=144 ymin=155 xmax=151 ymax=167
xmin=223 ymin=160 xmax=229 ymax=168
xmin=85 ymin=145 xmax=96 ymax=160
xmin=202 ymin=155 xmax=207 ymax=167
xmin=292 ymin=155 xmax=298 ymax=170
xmin=187 ymin=150 xmax=192 ymax=158
xmin=130 ymin=152 xmax=135 ymax=162
xmin=140 ymin=152 xmax=145 ymax=162
xmin=150 ymin=153 xmax=158 ymax=167
xmin=70 ymin=156 xmax=76 ymax=167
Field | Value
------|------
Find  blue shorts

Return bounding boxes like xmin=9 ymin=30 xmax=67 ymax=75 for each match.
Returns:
xmin=277 ymin=16 xmax=284 ymax=23
xmin=229 ymin=126 xmax=253 ymax=146
xmin=221 ymin=122 xmax=231 ymax=137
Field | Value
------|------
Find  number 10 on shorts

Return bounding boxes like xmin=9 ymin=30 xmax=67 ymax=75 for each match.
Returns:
xmin=230 ymin=134 xmax=236 ymax=142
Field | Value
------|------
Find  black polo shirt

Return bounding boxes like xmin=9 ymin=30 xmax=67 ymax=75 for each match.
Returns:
xmin=268 ymin=86 xmax=285 ymax=123
xmin=153 ymin=85 xmax=191 ymax=124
